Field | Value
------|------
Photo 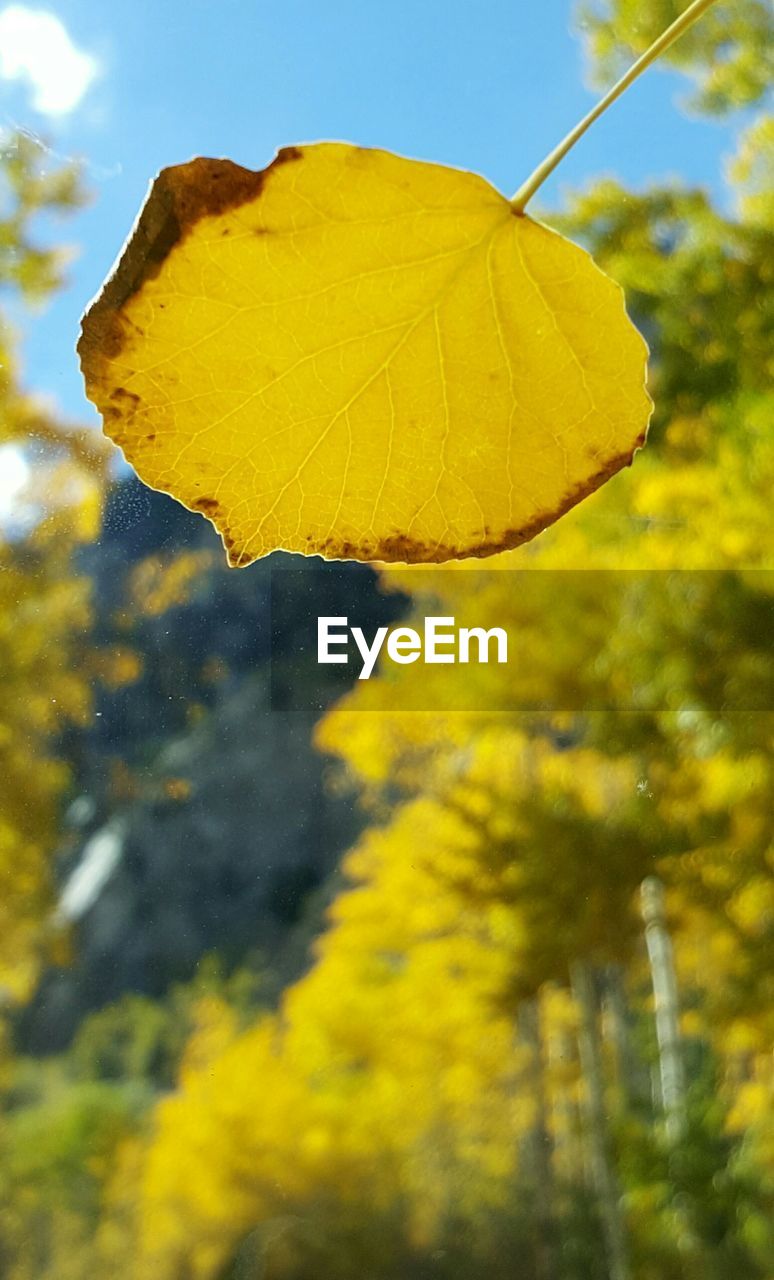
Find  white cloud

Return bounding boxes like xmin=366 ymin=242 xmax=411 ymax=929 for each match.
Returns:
xmin=0 ymin=5 xmax=98 ymax=116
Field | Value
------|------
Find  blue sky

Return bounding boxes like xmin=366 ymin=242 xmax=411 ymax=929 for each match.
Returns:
xmin=0 ymin=0 xmax=747 ymax=434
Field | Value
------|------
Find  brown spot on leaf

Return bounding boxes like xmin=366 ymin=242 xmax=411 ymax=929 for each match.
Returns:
xmin=77 ymin=146 xmax=304 ymax=374
xmin=220 ymin=432 xmax=643 ymax=570
xmin=305 ymin=438 xmax=644 ymax=566
xmin=92 ymin=313 xmax=125 ymax=361
xmin=111 ymin=386 xmax=141 ymax=409
xmin=230 ymin=550 xmax=254 ymax=568
xmin=191 ymin=496 xmax=220 ymax=514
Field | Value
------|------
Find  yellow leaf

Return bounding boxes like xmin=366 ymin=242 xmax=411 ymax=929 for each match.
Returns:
xmin=79 ymin=144 xmax=651 ymax=565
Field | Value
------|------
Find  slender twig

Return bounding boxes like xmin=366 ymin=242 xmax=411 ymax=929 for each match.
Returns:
xmin=511 ymin=0 xmax=720 ymax=213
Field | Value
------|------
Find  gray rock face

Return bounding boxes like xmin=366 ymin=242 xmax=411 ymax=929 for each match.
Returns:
xmin=19 ymin=478 xmax=405 ymax=1052
xmin=24 ymin=674 xmax=363 ymax=1051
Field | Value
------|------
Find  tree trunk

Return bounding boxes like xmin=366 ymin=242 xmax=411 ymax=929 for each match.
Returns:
xmin=600 ymin=965 xmax=642 ymax=1112
xmin=518 ymin=998 xmax=556 ymax=1280
xmin=571 ymin=961 xmax=632 ymax=1280
xmin=640 ymin=876 xmax=686 ymax=1141
xmin=547 ymin=1017 xmax=583 ymax=1186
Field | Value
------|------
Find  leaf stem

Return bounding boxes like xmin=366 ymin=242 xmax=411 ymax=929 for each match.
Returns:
xmin=511 ymin=0 xmax=720 ymax=213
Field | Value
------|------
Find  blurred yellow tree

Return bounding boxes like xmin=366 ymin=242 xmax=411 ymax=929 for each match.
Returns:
xmin=0 ymin=131 xmax=105 ymax=1004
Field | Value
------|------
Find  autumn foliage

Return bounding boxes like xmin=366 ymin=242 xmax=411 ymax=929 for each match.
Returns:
xmin=1 ymin=6 xmax=772 ymax=1280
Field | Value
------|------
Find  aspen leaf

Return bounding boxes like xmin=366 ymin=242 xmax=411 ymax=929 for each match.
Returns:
xmin=78 ymin=144 xmax=651 ymax=565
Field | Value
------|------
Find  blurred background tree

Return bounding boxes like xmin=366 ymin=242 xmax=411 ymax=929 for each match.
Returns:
xmin=578 ymin=0 xmax=774 ymax=114
xmin=0 ymin=130 xmax=105 ymax=1007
